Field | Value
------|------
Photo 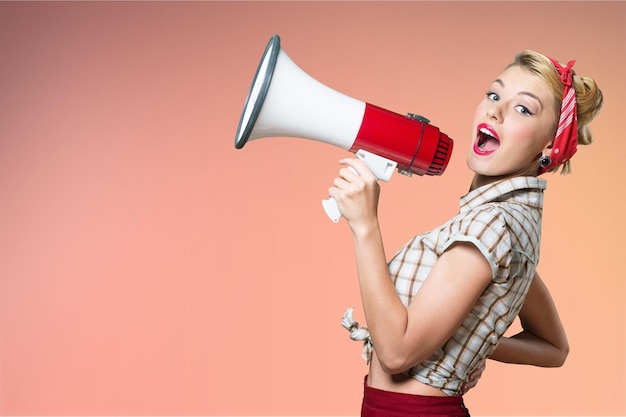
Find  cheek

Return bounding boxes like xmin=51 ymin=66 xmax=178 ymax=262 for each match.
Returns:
xmin=508 ymin=123 xmax=545 ymax=151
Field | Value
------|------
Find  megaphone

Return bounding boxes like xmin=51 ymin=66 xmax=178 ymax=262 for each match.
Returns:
xmin=235 ymin=35 xmax=454 ymax=222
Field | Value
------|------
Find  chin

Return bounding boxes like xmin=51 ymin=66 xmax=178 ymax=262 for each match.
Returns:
xmin=467 ymin=153 xmax=525 ymax=179
xmin=467 ymin=159 xmax=512 ymax=182
xmin=466 ymin=154 xmax=493 ymax=175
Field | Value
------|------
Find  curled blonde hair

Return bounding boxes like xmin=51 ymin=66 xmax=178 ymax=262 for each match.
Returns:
xmin=508 ymin=50 xmax=603 ymax=174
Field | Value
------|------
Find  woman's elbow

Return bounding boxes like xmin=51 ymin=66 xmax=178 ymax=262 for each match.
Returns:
xmin=377 ymin=351 xmax=421 ymax=375
xmin=380 ymin=362 xmax=408 ymax=375
xmin=548 ymin=341 xmax=570 ymax=367
xmin=555 ymin=342 xmax=570 ymax=367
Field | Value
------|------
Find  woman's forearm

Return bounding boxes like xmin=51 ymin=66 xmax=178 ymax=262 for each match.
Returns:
xmin=490 ymin=329 xmax=569 ymax=367
xmin=490 ymin=272 xmax=570 ymax=368
xmin=351 ymin=224 xmax=413 ymax=372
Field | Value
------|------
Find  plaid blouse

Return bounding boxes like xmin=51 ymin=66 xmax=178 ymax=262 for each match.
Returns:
xmin=346 ymin=176 xmax=547 ymax=396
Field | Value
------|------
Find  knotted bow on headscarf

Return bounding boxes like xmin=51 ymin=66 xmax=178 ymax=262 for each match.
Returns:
xmin=540 ymin=58 xmax=578 ymax=174
xmin=341 ymin=307 xmax=373 ymax=364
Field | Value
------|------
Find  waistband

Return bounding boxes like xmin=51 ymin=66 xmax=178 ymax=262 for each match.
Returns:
xmin=362 ymin=376 xmax=470 ymax=417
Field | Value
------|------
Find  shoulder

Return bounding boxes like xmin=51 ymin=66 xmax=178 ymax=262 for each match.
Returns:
xmin=441 ymin=204 xmax=512 ymax=281
xmin=448 ymin=203 xmax=510 ymax=246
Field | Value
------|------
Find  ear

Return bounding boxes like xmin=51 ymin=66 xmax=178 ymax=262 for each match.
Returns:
xmin=541 ymin=138 xmax=555 ymax=155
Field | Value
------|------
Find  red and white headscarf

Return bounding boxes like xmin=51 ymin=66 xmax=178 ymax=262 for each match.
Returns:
xmin=539 ymin=57 xmax=578 ymax=174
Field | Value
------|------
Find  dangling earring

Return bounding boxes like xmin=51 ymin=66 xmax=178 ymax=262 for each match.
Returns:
xmin=539 ymin=155 xmax=552 ymax=168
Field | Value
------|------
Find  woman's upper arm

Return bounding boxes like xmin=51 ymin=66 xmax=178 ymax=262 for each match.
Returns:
xmin=518 ymin=272 xmax=569 ymax=353
xmin=397 ymin=242 xmax=493 ymax=370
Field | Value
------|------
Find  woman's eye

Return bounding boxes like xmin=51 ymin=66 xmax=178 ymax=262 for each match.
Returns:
xmin=515 ymin=105 xmax=534 ymax=116
xmin=486 ymin=91 xmax=499 ymax=101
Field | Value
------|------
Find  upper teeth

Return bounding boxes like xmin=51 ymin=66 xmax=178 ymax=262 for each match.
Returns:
xmin=480 ymin=127 xmax=496 ymax=138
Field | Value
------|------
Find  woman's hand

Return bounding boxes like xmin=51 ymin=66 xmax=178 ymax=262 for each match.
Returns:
xmin=461 ymin=358 xmax=486 ymax=395
xmin=327 ymin=157 xmax=381 ymax=235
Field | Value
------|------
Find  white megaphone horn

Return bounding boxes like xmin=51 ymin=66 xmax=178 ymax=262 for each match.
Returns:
xmin=235 ymin=34 xmax=454 ymax=222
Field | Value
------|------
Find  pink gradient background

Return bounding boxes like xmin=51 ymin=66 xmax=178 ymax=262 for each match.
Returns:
xmin=1 ymin=1 xmax=624 ymax=415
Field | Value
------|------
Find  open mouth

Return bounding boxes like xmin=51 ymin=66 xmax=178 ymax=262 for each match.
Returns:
xmin=475 ymin=124 xmax=500 ymax=154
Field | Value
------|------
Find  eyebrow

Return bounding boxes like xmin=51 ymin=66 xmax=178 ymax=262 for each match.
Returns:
xmin=493 ymin=78 xmax=544 ymax=109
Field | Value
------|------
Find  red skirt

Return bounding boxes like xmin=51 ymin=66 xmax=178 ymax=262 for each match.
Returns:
xmin=361 ymin=376 xmax=470 ymax=417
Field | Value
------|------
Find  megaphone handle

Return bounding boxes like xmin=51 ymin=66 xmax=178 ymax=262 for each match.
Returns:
xmin=322 ymin=197 xmax=342 ymax=223
xmin=322 ymin=150 xmax=397 ymax=223
xmin=322 ymin=165 xmax=356 ymax=223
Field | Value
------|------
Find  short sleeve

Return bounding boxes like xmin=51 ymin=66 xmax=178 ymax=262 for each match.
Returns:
xmin=442 ymin=205 xmax=512 ymax=282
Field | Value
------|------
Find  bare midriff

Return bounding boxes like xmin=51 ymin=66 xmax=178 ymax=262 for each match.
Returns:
xmin=367 ymin=352 xmax=448 ymax=397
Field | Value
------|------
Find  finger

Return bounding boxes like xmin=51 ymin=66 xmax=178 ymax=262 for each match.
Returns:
xmin=339 ymin=157 xmax=374 ymax=180
xmin=333 ymin=176 xmax=351 ymax=190
xmin=338 ymin=166 xmax=360 ymax=183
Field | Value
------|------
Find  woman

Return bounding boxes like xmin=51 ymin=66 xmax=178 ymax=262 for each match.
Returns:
xmin=329 ymin=51 xmax=603 ymax=416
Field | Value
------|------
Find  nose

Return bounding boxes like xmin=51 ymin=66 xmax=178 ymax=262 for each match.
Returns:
xmin=486 ymin=102 xmax=502 ymax=121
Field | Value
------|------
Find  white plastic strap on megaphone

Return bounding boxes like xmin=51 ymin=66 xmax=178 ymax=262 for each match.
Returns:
xmin=322 ymin=149 xmax=397 ymax=223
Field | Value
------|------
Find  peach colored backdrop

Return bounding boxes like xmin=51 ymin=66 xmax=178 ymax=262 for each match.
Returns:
xmin=1 ymin=1 xmax=624 ymax=415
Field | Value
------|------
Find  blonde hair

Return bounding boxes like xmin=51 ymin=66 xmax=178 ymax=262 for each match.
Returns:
xmin=508 ymin=50 xmax=603 ymax=174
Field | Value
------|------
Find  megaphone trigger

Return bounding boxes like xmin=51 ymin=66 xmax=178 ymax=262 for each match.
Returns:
xmin=354 ymin=150 xmax=397 ymax=182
